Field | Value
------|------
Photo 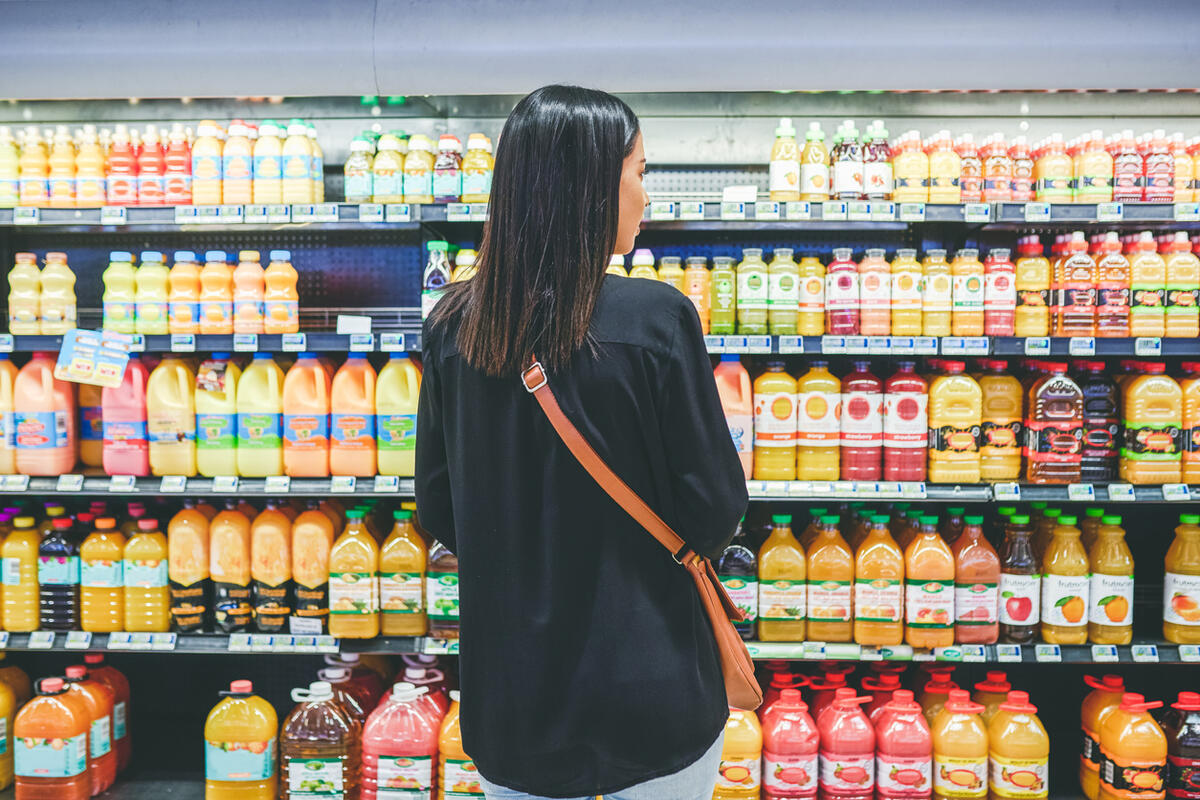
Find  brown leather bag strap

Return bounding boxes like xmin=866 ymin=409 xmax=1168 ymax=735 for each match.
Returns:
xmin=520 ymin=358 xmax=697 ymax=566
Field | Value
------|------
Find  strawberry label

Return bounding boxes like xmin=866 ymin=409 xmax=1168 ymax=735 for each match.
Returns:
xmin=877 ymin=753 xmax=932 ymax=798
xmin=955 ymin=581 xmax=998 ymax=625
xmin=764 ymin=751 xmax=817 ymax=796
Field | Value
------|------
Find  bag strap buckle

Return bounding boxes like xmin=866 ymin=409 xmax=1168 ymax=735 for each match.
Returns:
xmin=521 ymin=361 xmax=548 ymax=393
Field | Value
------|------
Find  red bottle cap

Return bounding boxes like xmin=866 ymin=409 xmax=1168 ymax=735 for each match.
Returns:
xmin=833 ymin=687 xmax=857 ymax=701
xmin=941 ymin=360 xmax=966 ymax=373
xmin=1119 ymin=692 xmax=1163 ymax=713
xmin=770 ymin=673 xmax=801 ymax=690
xmin=1143 ymin=362 xmax=1167 ymax=374
xmin=943 ymin=689 xmax=984 ymax=714
xmin=1043 ymin=362 xmax=1069 ymax=373
xmin=137 ymin=519 xmax=157 ymax=531
xmin=1084 ymin=674 xmax=1126 ymax=692
xmin=923 ymin=675 xmax=960 ymax=696
xmin=922 ymin=663 xmax=957 ymax=678
xmin=52 ymin=518 xmax=72 ymax=529
xmin=974 ymin=671 xmax=1011 ymax=693
xmin=1173 ymin=692 xmax=1200 ymax=711
xmin=84 ymin=654 xmax=103 ymax=665
xmin=229 ymin=680 xmax=254 ymax=694
xmin=65 ymin=665 xmax=87 ymax=680
xmin=1075 ymin=360 xmax=1106 ymax=371
xmin=1182 ymin=361 xmax=1200 ymax=374
xmin=778 ymin=688 xmax=809 ymax=710
xmin=40 ymin=678 xmax=65 ymax=694
xmin=999 ymin=690 xmax=1039 ymax=713
xmin=809 ymin=673 xmax=848 ymax=691
xmin=977 ymin=359 xmax=1008 ymax=371
xmin=764 ymin=660 xmax=791 ymax=674
xmin=861 ymin=674 xmax=902 ymax=692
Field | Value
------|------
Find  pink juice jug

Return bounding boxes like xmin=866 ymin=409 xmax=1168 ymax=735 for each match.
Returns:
xmin=714 ymin=355 xmax=754 ymax=478
xmin=101 ymin=357 xmax=149 ymax=476
xmin=874 ymin=689 xmax=932 ymax=800
xmin=817 ymin=689 xmax=875 ymax=800
xmin=14 ymin=352 xmax=76 ymax=476
xmin=400 ymin=668 xmax=449 ymax=715
xmin=330 ymin=354 xmax=377 ymax=477
xmin=763 ymin=688 xmax=819 ymax=799
xmin=362 ymin=682 xmax=442 ymax=800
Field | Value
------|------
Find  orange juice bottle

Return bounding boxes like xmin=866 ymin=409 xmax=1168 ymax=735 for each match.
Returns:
xmin=438 ymin=691 xmax=480 ymax=798
xmin=904 ymin=516 xmax=954 ymax=648
xmin=204 ymin=680 xmax=278 ymax=800
xmin=757 ymin=515 xmax=806 ymax=642
xmin=795 ymin=360 xmax=840 ymax=481
xmin=13 ymin=677 xmax=89 ymax=800
xmin=768 ymin=118 xmax=801 ymax=202
xmin=263 ymin=250 xmax=299 ymax=335
xmin=1163 ymin=514 xmax=1200 ymax=644
xmin=1041 ymin=515 xmax=1090 ymax=644
xmin=951 ymin=249 xmax=985 ymax=337
xmin=752 ymin=361 xmax=796 ymax=481
xmin=1 ymin=516 xmax=39 ymax=632
xmin=922 ymin=249 xmax=953 ymax=336
xmin=683 ymin=256 xmax=711 ymax=333
xmin=199 ymin=250 xmax=234 ymax=335
xmin=714 ymin=708 xmax=763 ymax=800
xmin=988 ymin=691 xmax=1049 ymax=800
xmin=952 ymin=516 xmax=999 ymax=644
xmin=168 ymin=502 xmax=210 ymax=633
xmin=232 ymin=250 xmax=265 ymax=335
xmin=167 ymin=250 xmax=201 ymax=335
xmin=893 ymin=132 xmax=930 ymax=203
xmin=978 ymin=360 xmax=1022 ymax=481
xmin=890 ymin=248 xmax=923 ymax=336
xmin=1098 ymin=693 xmax=1167 ymax=800
xmin=927 ymin=361 xmax=982 ymax=484
xmin=80 ymin=517 xmax=125 ymax=633
xmin=1080 ymin=674 xmax=1126 ymax=800
xmin=380 ymin=510 xmax=426 ymax=636
xmin=715 ymin=356 xmax=753 ymax=479
xmin=1035 ymin=134 xmax=1073 ymax=203
xmin=1119 ymin=362 xmax=1182 ymax=484
xmin=1173 ymin=132 xmax=1195 ymax=203
xmin=328 ymin=509 xmax=379 ymax=639
xmin=807 ymin=514 xmax=853 ymax=642
xmin=799 ymin=122 xmax=830 ymax=202
xmin=928 ymin=132 xmax=962 ymax=203
xmin=932 ymin=690 xmax=988 ymax=800
xmin=797 ymin=254 xmax=826 ymax=335
xmin=853 ymin=514 xmax=904 ymax=646
xmin=1014 ymin=237 xmax=1051 ymax=337
xmin=211 ymin=505 xmax=252 ymax=632
xmin=1056 ymin=231 xmax=1098 ymax=336
xmin=1088 ymin=515 xmax=1133 ymax=645
xmin=1166 ymin=231 xmax=1200 ymax=338
xmin=1130 ymin=232 xmax=1167 ymax=338
xmin=249 ymin=505 xmax=292 ymax=634
xmin=972 ymin=672 xmax=1011 ymax=724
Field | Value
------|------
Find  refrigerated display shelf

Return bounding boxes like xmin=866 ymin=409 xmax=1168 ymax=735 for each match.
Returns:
xmin=0 ymin=774 xmax=202 ymax=800
xmin=2 ymin=330 xmax=423 ymax=354
xmin=748 ymin=481 xmax=1199 ymax=504
xmin=0 ymin=630 xmax=424 ymax=655
xmin=0 ymin=474 xmax=415 ymax=497
xmin=746 ymin=640 xmax=1198 ymax=664
xmin=703 ymin=334 xmax=1200 ymax=358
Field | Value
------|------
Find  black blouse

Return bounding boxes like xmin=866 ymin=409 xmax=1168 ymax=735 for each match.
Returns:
xmin=416 ymin=275 xmax=749 ymax=797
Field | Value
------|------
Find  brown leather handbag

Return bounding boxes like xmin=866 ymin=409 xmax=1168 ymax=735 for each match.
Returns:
xmin=521 ymin=358 xmax=763 ymax=711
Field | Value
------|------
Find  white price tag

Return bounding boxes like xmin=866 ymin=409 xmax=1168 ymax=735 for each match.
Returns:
xmin=100 ymin=206 xmax=127 ymax=225
xmin=128 ymin=334 xmax=145 ymax=353
xmin=331 ymin=476 xmax=356 ymax=493
xmin=808 ymin=481 xmax=834 ymax=497
xmin=174 ymin=206 xmax=196 ymax=224
xmin=821 ymin=201 xmax=848 ymax=221
xmin=720 ymin=202 xmax=746 ymax=221
xmin=868 ymin=337 xmax=892 ymax=354
xmin=995 ymin=644 xmax=1023 ymax=662
xmin=879 ymin=645 xmax=914 ymax=661
xmin=648 ymin=201 xmax=676 ymax=221
xmin=1180 ymin=645 xmax=1200 ymax=662
xmin=914 ymin=337 xmax=939 ymax=355
xmin=844 ymin=336 xmax=869 ymax=354
xmin=151 ymin=633 xmax=177 ymax=650
xmin=265 ymin=204 xmax=291 ymax=224
xmin=679 ymin=201 xmax=705 ymax=220
xmin=786 ymin=481 xmax=813 ymax=496
xmin=159 ymin=475 xmax=187 ymax=493
xmin=379 ymin=333 xmax=407 ymax=352
xmin=1091 ymin=645 xmax=1119 ymax=663
xmin=243 ymin=204 xmax=269 ymax=223
xmin=777 ymin=336 xmax=804 ymax=354
xmin=250 ymin=634 xmax=274 ymax=652
xmin=1096 ymin=202 xmax=1124 ymax=221
xmin=1164 ymin=484 xmax=1192 ymax=501
xmin=374 ymin=475 xmax=400 ymax=493
xmin=784 ymin=201 xmax=811 ymax=220
xmin=315 ymin=635 xmax=339 ymax=653
xmin=1132 ymin=644 xmax=1159 ymax=663
xmin=1024 ymin=202 xmax=1051 ymax=222
xmin=1068 ymin=483 xmax=1096 ymax=502
xmin=218 ymin=205 xmax=244 ymax=223
xmin=357 ymin=203 xmax=384 ymax=223
xmin=891 ymin=337 xmax=915 ymax=354
xmin=270 ymin=635 xmax=296 ymax=652
xmin=170 ymin=333 xmax=196 ymax=352
xmin=870 ymin=201 xmax=896 ymax=221
xmin=963 ymin=337 xmax=989 ymax=355
xmin=753 ymin=201 xmax=780 ymax=221
xmin=193 ymin=205 xmax=222 ymax=224
xmin=899 ymin=482 xmax=927 ymax=499
xmin=446 ymin=203 xmax=471 ymax=221
xmin=1174 ymin=202 xmax=1200 ymax=222
xmin=1135 ymin=337 xmax=1163 ymax=356
xmin=212 ymin=475 xmax=239 ymax=493
xmin=876 ymin=482 xmax=903 ymax=497
xmin=293 ymin=636 xmax=318 ymax=652
xmin=702 ymin=336 xmax=726 ymax=354
xmin=107 ymin=632 xmax=132 ymax=650
xmin=233 ymin=334 xmax=258 ymax=352
xmin=281 ymin=333 xmax=307 ymax=352
xmin=1034 ymin=644 xmax=1062 ymax=662
xmin=0 ymin=335 xmax=12 ymax=354
xmin=1024 ymin=337 xmax=1052 ymax=355
xmin=469 ymin=203 xmax=489 ymax=221
xmin=898 ymin=203 xmax=926 ymax=222
xmin=13 ymin=207 xmax=39 ymax=225
xmin=1 ymin=475 xmax=29 ymax=492
xmin=858 ymin=646 xmax=883 ymax=661
xmin=385 ymin=204 xmax=412 ymax=223
xmin=963 ymin=203 xmax=991 ymax=223
xmin=993 ymin=483 xmax=1021 ymax=501
xmin=264 ymin=476 xmax=291 ymax=494
xmin=312 ymin=203 xmax=339 ymax=222
xmin=227 ymin=634 xmax=253 ymax=652
xmin=723 ymin=337 xmax=749 ymax=353
xmin=744 ymin=335 xmax=772 ymax=354
xmin=349 ymin=333 xmax=374 ymax=352
xmin=1106 ymin=483 xmax=1135 ymax=502
xmin=56 ymin=474 xmax=84 ymax=492
xmin=821 ymin=336 xmax=846 ymax=354
xmin=1069 ymin=337 xmax=1096 ymax=356
xmin=933 ymin=647 xmax=964 ymax=662
xmin=847 ymin=201 xmax=871 ymax=221
xmin=65 ymin=631 xmax=92 ymax=650
xmin=109 ymin=475 xmax=138 ymax=493
xmin=27 ymin=632 xmax=55 ymax=649
xmin=763 ymin=481 xmax=788 ymax=497
xmin=961 ymin=645 xmax=987 ymax=662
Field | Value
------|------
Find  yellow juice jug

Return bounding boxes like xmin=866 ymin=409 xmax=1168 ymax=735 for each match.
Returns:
xmin=1 ymin=516 xmax=38 ymax=632
xmin=195 ymin=353 xmax=240 ymax=477
xmin=204 ymin=680 xmax=278 ymax=800
xmin=807 ymin=514 xmax=854 ymax=642
xmin=236 ymin=354 xmax=284 ymax=477
xmin=795 ymin=360 xmax=840 ymax=481
xmin=951 ymin=248 xmax=985 ymax=337
xmin=932 ymin=689 xmax=988 ymax=800
xmin=1041 ymin=515 xmax=1090 ymax=644
xmin=1119 ymin=362 xmax=1181 ymax=484
xmin=1088 ymin=516 xmax=1133 ymax=645
xmin=1080 ymin=674 xmax=1126 ymax=800
xmin=80 ymin=517 xmax=125 ymax=633
xmin=854 ymin=513 xmax=905 ymax=646
xmin=0 ymin=126 xmax=19 ymax=207
xmin=922 ymin=249 xmax=953 ymax=336
xmin=927 ymin=361 xmax=982 ymax=483
xmin=146 ymin=356 xmax=197 ymax=476
xmin=752 ymin=361 xmax=796 ymax=481
xmin=46 ymin=126 xmax=76 ymax=208
xmin=890 ymin=247 xmax=923 ymax=336
xmin=329 ymin=509 xmax=380 ymax=638
xmin=1130 ymin=231 xmax=1167 ymax=338
xmin=0 ymin=356 xmax=16 ymax=474
xmin=39 ymin=251 xmax=76 ymax=334
xmin=893 ymin=132 xmax=930 ymax=203
xmin=928 ymin=132 xmax=962 ymax=204
xmin=133 ymin=250 xmax=169 ymax=335
xmin=7 ymin=252 xmax=40 ymax=335
xmin=1098 ymin=693 xmax=1167 ymax=800
xmin=376 ymin=355 xmax=421 ymax=477
xmin=281 ymin=119 xmax=313 ymax=204
xmin=251 ymin=120 xmax=283 ymax=205
xmin=124 ymin=518 xmax=169 ymax=632
xmin=988 ymin=691 xmax=1049 ymax=800
xmin=1164 ymin=514 xmax=1200 ymax=644
xmin=978 ymin=361 xmax=1022 ymax=481
xmin=713 ymin=708 xmax=762 ymax=800
xmin=380 ymin=510 xmax=427 ymax=636
xmin=1165 ymin=231 xmax=1200 ymax=338
xmin=757 ymin=515 xmax=806 ymax=642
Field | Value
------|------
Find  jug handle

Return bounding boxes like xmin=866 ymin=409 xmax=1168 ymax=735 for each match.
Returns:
xmin=316 ymin=369 xmax=328 ymax=410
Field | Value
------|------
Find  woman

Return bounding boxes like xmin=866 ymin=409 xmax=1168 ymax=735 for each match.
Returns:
xmin=416 ymin=85 xmax=748 ymax=800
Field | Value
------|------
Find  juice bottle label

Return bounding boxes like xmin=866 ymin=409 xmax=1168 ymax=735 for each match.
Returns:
xmin=1041 ymin=574 xmax=1089 ymax=626
xmin=954 ymin=581 xmax=998 ymax=625
xmin=854 ymin=578 xmax=902 ymax=622
xmin=329 ymin=572 xmax=378 ymax=615
xmin=801 ymin=163 xmax=829 ymax=195
xmin=39 ymin=555 xmax=80 ymax=585
xmin=841 ymin=390 xmax=883 ymax=448
xmin=113 ymin=701 xmax=127 ymax=740
xmin=810 ymin=579 xmax=853 ymax=622
xmin=200 ymin=300 xmax=232 ymax=325
xmin=90 ymin=716 xmax=112 ymax=757
xmin=923 ymin=274 xmax=953 ymax=313
xmin=770 ymin=160 xmax=800 ymax=195
xmin=15 ymin=731 xmax=88 ymax=777
xmin=884 ymin=393 xmax=928 ymax=449
xmin=254 ymin=154 xmax=282 ymax=180
xmin=377 ymin=414 xmax=416 ymax=451
xmin=427 ymin=570 xmax=460 ymax=620
xmin=865 ymin=162 xmax=894 ymax=197
xmin=891 ymin=269 xmax=922 ymax=310
xmin=104 ymin=300 xmax=135 ymax=327
xmin=171 ymin=578 xmax=208 ymax=631
xmin=985 ymin=271 xmax=1017 ymax=310
xmin=1166 ymin=285 xmax=1200 ymax=316
xmin=380 ymin=571 xmax=424 ymax=614
xmin=759 ymin=579 xmax=806 ymax=620
xmin=192 ymin=154 xmax=222 ymax=183
xmin=170 ymin=301 xmax=200 ymax=327
xmin=103 ymin=420 xmax=148 ymax=444
xmin=331 ymin=413 xmax=376 ymax=449
xmin=934 ymin=754 xmax=987 ymax=798
xmin=1084 ymin=418 xmax=1119 ymax=462
xmin=1017 ymin=287 xmax=1050 ymax=311
xmin=1163 ymin=573 xmax=1200 ymax=625
xmin=737 ymin=268 xmax=768 ymax=310
xmin=1114 ymin=154 xmax=1143 ymax=200
xmin=1089 ymin=574 xmax=1133 ymax=625
xmin=998 ymin=574 xmax=1040 ymax=625
xmin=286 ymin=756 xmax=343 ymax=796
xmin=712 ymin=275 xmax=736 ymax=318
xmin=1132 ymin=286 xmax=1167 ymax=314
xmin=928 ymin=422 xmax=979 ymax=454
xmin=769 ymin=272 xmax=800 ymax=305
xmin=876 ymin=753 xmax=932 ymax=797
xmin=718 ymin=576 xmax=758 ymax=622
xmin=238 ymin=413 xmax=282 ymax=449
xmin=1102 ymin=753 xmax=1166 ymax=799
xmin=214 ymin=583 xmax=252 ymax=630
xmin=1082 ymin=725 xmax=1100 ymax=772
xmin=204 ymin=738 xmax=276 ymax=781
xmin=283 ymin=154 xmax=310 ymax=181
xmin=1023 ymin=421 xmax=1082 ymax=465
xmin=833 ymin=161 xmax=864 ymax=196
xmin=403 ymin=171 xmax=432 ymax=198
xmin=462 ymin=170 xmax=492 ymax=198
xmin=797 ymin=391 xmax=840 ymax=445
xmin=981 ymin=419 xmax=1022 ymax=452
xmin=80 ymin=407 xmax=104 ymax=442
xmin=726 ymin=413 xmax=752 ymax=458
xmin=754 ymin=392 xmax=796 ymax=449
xmin=378 ymin=754 xmax=433 ymax=794
xmin=799 ymin=275 xmax=826 ymax=313
xmin=716 ymin=756 xmax=762 ymax=791
xmin=0 ymin=411 xmax=13 ymax=449
xmin=442 ymin=757 xmax=483 ymax=794
xmin=233 ymin=299 xmax=265 ymax=322
xmin=989 ymin=753 xmax=1048 ymax=798
xmin=283 ymin=414 xmax=329 ymax=450
xmin=251 ymin=584 xmax=288 ymax=630
xmin=953 ymin=274 xmax=985 ymax=310
xmin=826 ymin=270 xmax=860 ymax=313
xmin=293 ymin=582 xmax=328 ymax=628
xmin=1 ymin=557 xmax=20 ymax=585
xmin=1167 ymin=755 xmax=1200 ymax=798
xmin=1145 ymin=154 xmax=1175 ymax=202
xmin=1121 ymin=423 xmax=1182 ymax=461
xmin=819 ymin=750 xmax=874 ymax=793
xmin=14 ymin=410 xmax=69 ymax=448
xmin=764 ymin=751 xmax=817 ymax=795
xmin=905 ymin=579 xmax=953 ymax=628
xmin=432 ymin=170 xmax=461 ymax=199
xmin=345 ymin=172 xmax=372 ymax=200
xmin=82 ymin=558 xmax=124 ymax=587
xmin=125 ymin=558 xmax=168 ymax=588
xmin=264 ymin=300 xmax=299 ymax=328
xmin=861 ymin=270 xmax=891 ymax=311
xmin=197 ymin=413 xmax=236 ymax=449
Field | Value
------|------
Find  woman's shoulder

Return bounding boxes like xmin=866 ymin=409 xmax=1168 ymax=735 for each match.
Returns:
xmin=592 ymin=275 xmax=699 ymax=354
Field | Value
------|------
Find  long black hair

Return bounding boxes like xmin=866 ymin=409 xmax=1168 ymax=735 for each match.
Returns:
xmin=431 ymin=85 xmax=640 ymax=377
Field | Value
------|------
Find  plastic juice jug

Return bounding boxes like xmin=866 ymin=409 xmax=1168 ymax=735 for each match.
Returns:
xmin=930 ymin=690 xmax=987 ymax=800
xmin=460 ymin=132 xmax=493 ymax=203
xmin=1014 ymin=238 xmax=1051 ymax=337
xmin=1024 ymin=362 xmax=1083 ymax=484
xmin=816 ymin=691 xmax=874 ymax=800
xmin=38 ymin=251 xmax=75 ymax=334
xmin=279 ymin=680 xmax=360 ymax=800
xmin=760 ymin=688 xmax=818 ymax=799
xmin=380 ymin=510 xmax=426 ymax=636
xmin=805 ymin=515 xmax=852 ymax=643
xmin=763 ymin=672 xmax=804 ymax=716
xmin=951 ymin=516 xmax=999 ymax=644
xmin=1163 ymin=692 xmax=1200 ymax=800
xmin=713 ymin=708 xmax=764 ymax=799
xmin=971 ymin=672 xmax=1011 ymax=724
xmin=316 ymin=667 xmax=370 ymax=726
xmin=401 ymin=133 xmax=434 ymax=204
xmin=7 ymin=252 xmax=41 ymax=335
xmin=2 ymin=516 xmax=39 ymax=632
xmin=199 ymin=250 xmax=234 ymax=335
xmin=101 ymin=356 xmax=149 ymax=476
xmin=14 ymin=677 xmax=89 ymax=800
xmin=795 ymin=360 xmax=840 ymax=481
xmin=921 ymin=250 xmax=952 ymax=337
xmin=950 ymin=249 xmax=985 ymax=336
xmin=767 ymin=248 xmax=800 ymax=334
xmin=889 ymin=249 xmax=923 ymax=336
xmin=329 ymin=510 xmax=380 ymax=638
xmin=1130 ymin=232 xmax=1167 ymax=337
xmin=250 ymin=120 xmax=283 ymax=205
xmin=826 ymin=248 xmax=860 ymax=335
xmin=80 ymin=517 xmax=125 ymax=632
xmin=999 ymin=517 xmax=1039 ymax=644
xmin=1165 ymin=232 xmax=1200 ymax=337
xmin=376 ymin=355 xmax=420 ymax=477
xmin=167 ymin=251 xmax=201 ymax=335
xmin=1088 ymin=516 xmax=1134 ymax=645
xmin=279 ymin=119 xmax=313 ymax=204
xmin=714 ymin=356 xmax=753 ymax=479
xmin=864 ymin=674 xmax=903 ymax=722
xmin=926 ymin=361 xmax=981 ymax=484
xmin=876 ymin=689 xmax=933 ymax=800
xmin=853 ymin=515 xmax=904 ymax=646
xmin=237 ymin=353 xmax=284 ymax=477
xmin=800 ymin=122 xmax=831 ymax=201
xmin=210 ymin=506 xmax=252 ymax=632
xmin=1097 ymin=693 xmax=1167 ymax=800
xmin=1173 ymin=133 xmax=1195 ymax=203
xmin=1120 ymin=362 xmax=1182 ymax=484
xmin=883 ymin=361 xmax=928 ymax=482
xmin=987 ymin=691 xmax=1049 ymax=800
xmin=204 ymin=680 xmax=278 ymax=800
xmin=16 ymin=127 xmax=48 ymax=208
xmin=1165 ymin=515 xmax=1200 ymax=643
xmin=330 ymin=353 xmax=377 ymax=477
xmin=80 ymin=655 xmax=128 ymax=773
xmin=716 ymin=521 xmax=759 ymax=641
xmin=841 ymin=361 xmax=883 ymax=481
xmin=287 ymin=506 xmax=331 ymax=633
xmin=261 ymin=249 xmax=300 ymax=335
xmin=280 ymin=353 xmax=330 ymax=478
xmin=904 ymin=516 xmax=954 ymax=647
xmin=190 ymin=121 xmax=223 ymax=205
xmin=977 ymin=360 xmax=1022 ymax=481
xmin=195 ymin=353 xmax=240 ymax=477
xmin=146 ymin=356 xmax=197 ymax=476
xmin=14 ymin=352 xmax=76 ymax=476
xmin=1041 ymin=515 xmax=1090 ymax=644
xmin=859 ymin=248 xmax=892 ymax=336
xmin=982 ymin=249 xmax=1017 ymax=336
xmin=436 ymin=691 xmax=478 ymax=798
xmin=1081 ymin=675 xmax=1127 ymax=800
xmin=362 ymin=683 xmax=440 ymax=800
xmin=735 ymin=248 xmax=769 ymax=334
xmin=123 ymin=518 xmax=169 ymax=632
xmin=102 ymin=250 xmax=136 ymax=333
xmin=769 ymin=118 xmax=802 ymax=202
xmin=707 ymin=256 xmax=737 ymax=334
xmin=232 ymin=250 xmax=265 ymax=335
xmin=752 ymin=361 xmax=797 ymax=481
xmin=758 ymin=515 xmax=806 ymax=641
xmin=63 ymin=664 xmax=116 ymax=794
xmin=168 ymin=503 xmax=210 ymax=632
xmin=0 ymin=356 xmax=17 ymax=474
xmin=1076 ymin=361 xmax=1120 ymax=482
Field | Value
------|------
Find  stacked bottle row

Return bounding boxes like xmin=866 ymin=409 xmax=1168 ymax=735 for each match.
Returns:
xmin=0 ymin=119 xmax=325 ymax=208
xmin=0 ymin=350 xmax=420 ymax=478
xmin=767 ymin=118 xmax=1200 ymax=204
xmin=632 ymin=233 xmax=1200 ymax=338
xmin=719 ymin=356 xmax=1200 ymax=485
xmin=344 ymin=130 xmax=494 ymax=205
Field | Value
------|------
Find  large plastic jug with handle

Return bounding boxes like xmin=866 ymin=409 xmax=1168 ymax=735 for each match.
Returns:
xmin=376 ymin=355 xmax=420 ymax=478
xmin=14 ymin=352 xmax=76 ymax=476
xmin=146 ymin=356 xmax=196 ymax=477
xmin=81 ymin=654 xmax=130 ymax=773
xmin=63 ymin=663 xmax=117 ymax=795
xmin=13 ymin=677 xmax=89 ymax=800
xmin=195 ymin=353 xmax=240 ymax=477
xmin=715 ymin=355 xmax=753 ymax=479
xmin=101 ymin=356 xmax=149 ymax=476
xmin=0 ymin=355 xmax=17 ymax=474
xmin=363 ymin=682 xmax=442 ymax=800
xmin=204 ymin=680 xmax=278 ymax=800
xmin=167 ymin=502 xmax=210 ymax=633
xmin=331 ymin=354 xmax=377 ymax=477
xmin=283 ymin=353 xmax=330 ymax=477
xmin=237 ymin=354 xmax=284 ymax=477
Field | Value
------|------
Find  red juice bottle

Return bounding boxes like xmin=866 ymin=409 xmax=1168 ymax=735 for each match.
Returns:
xmin=841 ymin=360 xmax=883 ymax=481
xmin=763 ymin=688 xmax=819 ymax=800
xmin=136 ymin=126 xmax=166 ymax=207
xmin=106 ymin=127 xmax=138 ymax=206
xmin=883 ymin=361 xmax=928 ymax=482
xmin=826 ymin=248 xmax=860 ymax=335
xmin=875 ymin=689 xmax=932 ymax=800
xmin=983 ymin=248 xmax=1017 ymax=336
xmin=163 ymin=125 xmax=192 ymax=205
xmin=999 ymin=515 xmax=1040 ymax=644
xmin=818 ymin=689 xmax=875 ymax=800
xmin=863 ymin=673 xmax=904 ymax=723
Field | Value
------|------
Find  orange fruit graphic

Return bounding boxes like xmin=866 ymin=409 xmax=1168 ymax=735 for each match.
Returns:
xmin=771 ymin=396 xmax=794 ymax=421
xmin=1172 ymin=593 xmax=1200 ymax=622
xmin=1102 ymin=595 xmax=1129 ymax=623
xmin=805 ymin=395 xmax=828 ymax=420
xmin=1060 ymin=595 xmax=1085 ymax=623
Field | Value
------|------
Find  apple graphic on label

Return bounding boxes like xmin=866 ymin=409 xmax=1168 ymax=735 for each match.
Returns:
xmin=1004 ymin=593 xmax=1032 ymax=622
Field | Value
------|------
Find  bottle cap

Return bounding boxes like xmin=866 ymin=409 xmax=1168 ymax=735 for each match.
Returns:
xmin=820 ymin=514 xmax=840 ymax=525
xmin=965 ymin=515 xmax=984 ymax=525
xmin=1085 ymin=674 xmax=1126 ymax=692
xmin=887 ymin=689 xmax=916 ymax=706
xmin=1101 ymin=515 xmax=1122 ymax=525
xmin=393 ymin=510 xmax=413 ymax=520
xmin=1084 ymin=507 xmax=1106 ymax=518
xmin=999 ymin=690 xmax=1038 ymax=713
xmin=943 ymin=689 xmax=984 ymax=714
xmin=861 ymin=673 xmax=902 ymax=691
xmin=919 ymin=515 xmax=938 ymax=526
xmin=12 ymin=516 xmax=33 ymax=528
xmin=771 ymin=514 xmax=793 ymax=525
xmin=95 ymin=517 xmax=117 ymax=529
xmin=974 ymin=671 xmax=1011 ymax=693
xmin=110 ymin=251 xmax=133 ymax=262
xmin=1181 ymin=514 xmax=1200 ymax=524
xmin=52 ymin=518 xmax=72 ymax=529
xmin=1059 ymin=515 xmax=1078 ymax=526
xmin=238 ymin=250 xmax=260 ymax=262
xmin=229 ymin=680 xmax=253 ymax=694
xmin=137 ymin=519 xmax=157 ymax=531
xmin=1173 ymin=691 xmax=1200 ymax=711
xmin=84 ymin=654 xmax=104 ymax=665
xmin=140 ymin=251 xmax=164 ymax=263
xmin=39 ymin=678 xmax=66 ymax=694
xmin=174 ymin=251 xmax=197 ymax=262
xmin=1118 ymin=692 xmax=1162 ymax=713
xmin=205 ymin=250 xmax=228 ymax=262
xmin=64 ymin=665 xmax=87 ymax=680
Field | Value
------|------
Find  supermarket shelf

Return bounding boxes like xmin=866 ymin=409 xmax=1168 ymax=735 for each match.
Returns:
xmin=4 ymin=330 xmax=423 ymax=354
xmin=993 ymin=201 xmax=1200 ymax=226
xmin=0 ymin=475 xmax=415 ymax=497
xmin=0 ymin=630 xmax=426 ymax=655
xmin=0 ymin=774 xmax=202 ymax=800
xmin=704 ymin=334 xmax=1199 ymax=357
xmin=0 ymin=203 xmax=426 ymax=231
xmin=747 ymin=640 xmax=1199 ymax=664
xmin=747 ymin=481 xmax=991 ymax=503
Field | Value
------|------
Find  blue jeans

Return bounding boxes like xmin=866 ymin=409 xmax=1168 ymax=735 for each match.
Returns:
xmin=479 ymin=730 xmax=725 ymax=800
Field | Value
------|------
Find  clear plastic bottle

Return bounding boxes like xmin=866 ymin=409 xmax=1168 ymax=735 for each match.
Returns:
xmin=427 ymin=539 xmax=459 ymax=640
xmin=717 ymin=520 xmax=758 ymax=641
xmin=768 ymin=248 xmax=800 ymax=335
xmin=1024 ymin=362 xmax=1083 ymax=485
xmin=1088 ymin=516 xmax=1133 ymax=645
xmin=1164 ymin=514 xmax=1200 ymax=644
xmin=737 ymin=248 xmax=770 ymax=334
xmin=825 ymin=248 xmax=860 ymax=335
xmin=1041 ymin=515 xmax=1090 ymax=645
xmin=38 ymin=516 xmax=80 ymax=631
xmin=280 ymin=681 xmax=361 ymax=800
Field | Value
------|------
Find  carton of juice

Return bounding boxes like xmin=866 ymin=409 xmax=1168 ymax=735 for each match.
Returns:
xmin=204 ymin=680 xmax=278 ymax=800
xmin=853 ymin=514 xmax=904 ymax=646
xmin=795 ymin=360 xmax=840 ymax=481
xmin=758 ymin=515 xmax=806 ymax=642
xmin=1163 ymin=514 xmax=1200 ymax=644
xmin=926 ymin=361 xmax=981 ymax=484
xmin=808 ymin=514 xmax=853 ymax=643
xmin=904 ymin=517 xmax=955 ymax=648
xmin=1120 ymin=362 xmax=1182 ymax=484
xmin=1041 ymin=515 xmax=1090 ymax=645
xmin=753 ymin=362 xmax=796 ymax=481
